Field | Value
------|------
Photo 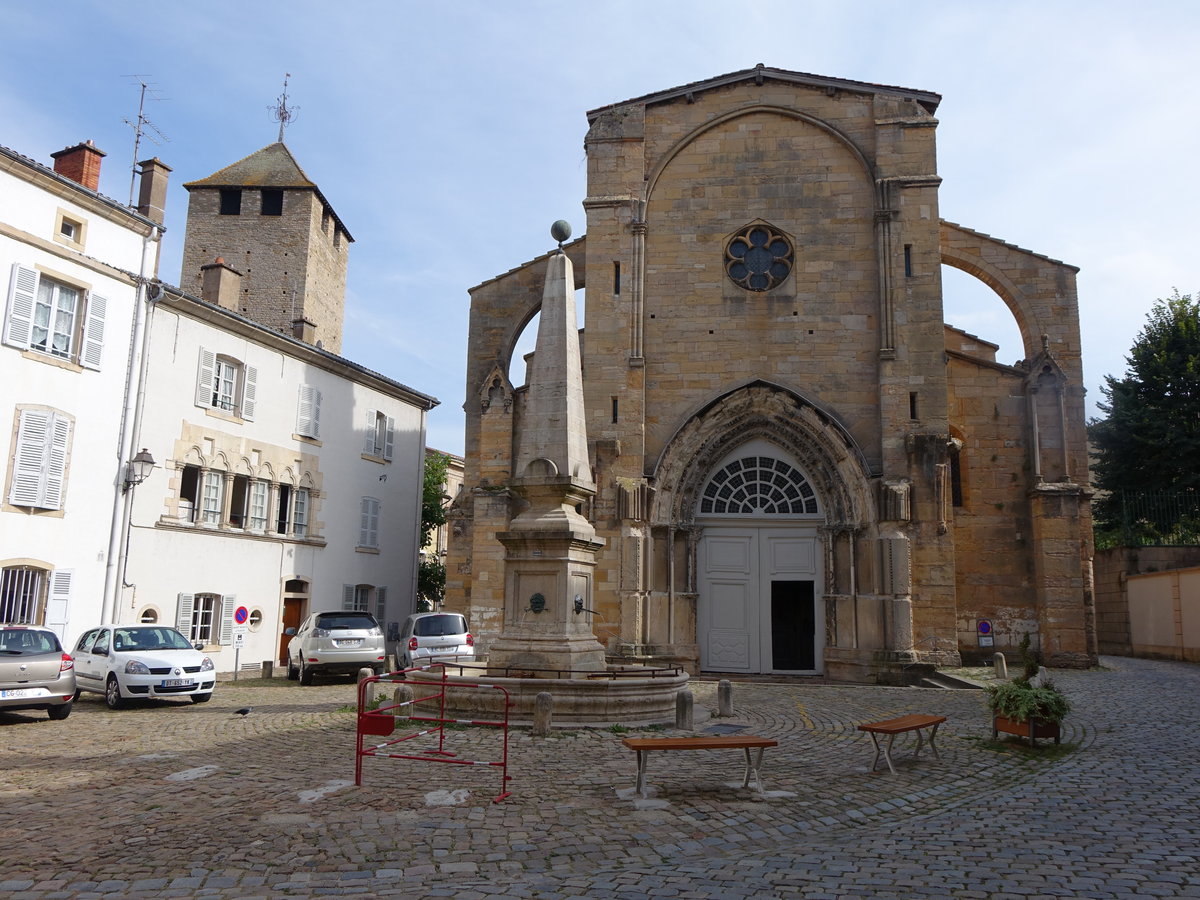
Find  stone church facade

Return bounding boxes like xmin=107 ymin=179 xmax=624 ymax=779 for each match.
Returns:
xmin=446 ymin=66 xmax=1096 ymax=681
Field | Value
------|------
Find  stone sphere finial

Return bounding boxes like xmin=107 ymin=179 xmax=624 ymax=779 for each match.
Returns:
xmin=551 ymin=219 xmax=572 ymax=248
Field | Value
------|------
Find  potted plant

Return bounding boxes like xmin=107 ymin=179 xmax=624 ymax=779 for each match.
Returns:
xmin=984 ymin=634 xmax=1070 ymax=746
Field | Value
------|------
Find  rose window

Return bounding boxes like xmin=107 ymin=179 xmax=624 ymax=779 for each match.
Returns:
xmin=724 ymin=224 xmax=794 ymax=292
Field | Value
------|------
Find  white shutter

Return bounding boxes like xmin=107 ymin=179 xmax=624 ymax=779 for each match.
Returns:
xmin=218 ymin=594 xmax=236 ymax=645
xmin=343 ymin=584 xmax=356 ymax=611
xmin=3 ymin=263 xmax=38 ymax=350
xmin=195 ymin=348 xmax=215 ymax=407
xmin=375 ymin=586 xmax=387 ymax=623
xmin=45 ymin=570 xmax=72 ymax=640
xmin=9 ymin=409 xmax=49 ymax=506
xmin=383 ymin=416 xmax=395 ymax=461
xmin=360 ymin=497 xmax=380 ymax=549
xmin=297 ymin=385 xmax=321 ymax=438
xmin=241 ymin=365 xmax=258 ymax=420
xmin=176 ymin=593 xmax=195 ymax=637
xmin=80 ymin=292 xmax=107 ymax=370
xmin=363 ymin=409 xmax=378 ymax=454
xmin=41 ymin=414 xmax=71 ymax=510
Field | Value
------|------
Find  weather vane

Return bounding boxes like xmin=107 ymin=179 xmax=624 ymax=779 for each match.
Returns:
xmin=270 ymin=73 xmax=299 ymax=143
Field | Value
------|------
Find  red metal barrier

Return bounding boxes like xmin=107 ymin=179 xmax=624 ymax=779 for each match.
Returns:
xmin=355 ymin=663 xmax=513 ymax=803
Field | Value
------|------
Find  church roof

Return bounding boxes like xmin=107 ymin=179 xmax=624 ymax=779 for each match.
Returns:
xmin=587 ymin=64 xmax=942 ymax=121
xmin=183 ymin=142 xmax=354 ymax=241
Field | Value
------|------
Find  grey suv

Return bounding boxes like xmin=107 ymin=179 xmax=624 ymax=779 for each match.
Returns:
xmin=286 ymin=611 xmax=386 ymax=684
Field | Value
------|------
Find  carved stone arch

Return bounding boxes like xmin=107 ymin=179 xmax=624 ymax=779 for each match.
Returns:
xmin=258 ymin=461 xmax=277 ymax=482
xmin=649 ymin=382 xmax=875 ymax=529
xmin=941 ymin=244 xmax=1035 ymax=360
xmin=298 ymin=471 xmax=317 ymax=490
xmin=181 ymin=445 xmax=205 ymax=467
xmin=278 ymin=467 xmax=298 ymax=487
xmin=210 ymin=451 xmax=232 ymax=472
xmin=233 ymin=456 xmax=254 ymax=476
xmin=479 ymin=364 xmax=515 ymax=415
xmin=643 ymin=105 xmax=876 ymax=213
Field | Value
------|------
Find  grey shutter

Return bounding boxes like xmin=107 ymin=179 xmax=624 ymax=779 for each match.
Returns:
xmin=218 ymin=594 xmax=236 ymax=645
xmin=176 ymin=593 xmax=195 ymax=637
xmin=195 ymin=348 xmax=215 ymax=407
xmin=297 ymin=385 xmax=320 ymax=438
xmin=3 ymin=263 xmax=37 ymax=350
xmin=9 ymin=409 xmax=49 ymax=506
xmin=42 ymin=414 xmax=71 ymax=510
xmin=359 ymin=497 xmax=380 ymax=548
xmin=45 ymin=569 xmax=72 ymax=640
xmin=241 ymin=365 xmax=258 ymax=420
xmin=375 ymin=586 xmax=387 ymax=623
xmin=342 ymin=584 xmax=356 ymax=611
xmin=363 ymin=409 xmax=377 ymax=454
xmin=383 ymin=417 xmax=395 ymax=461
xmin=80 ymin=292 xmax=107 ymax=370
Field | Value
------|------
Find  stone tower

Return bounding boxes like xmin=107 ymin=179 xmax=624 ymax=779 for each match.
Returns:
xmin=180 ymin=143 xmax=352 ymax=353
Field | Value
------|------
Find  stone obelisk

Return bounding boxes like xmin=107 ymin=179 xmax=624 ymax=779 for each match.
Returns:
xmin=487 ymin=221 xmax=607 ymax=674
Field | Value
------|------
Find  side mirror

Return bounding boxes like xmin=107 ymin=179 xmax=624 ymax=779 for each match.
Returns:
xmin=193 ymin=642 xmax=204 ymax=651
xmin=284 ymin=627 xmax=296 ymax=636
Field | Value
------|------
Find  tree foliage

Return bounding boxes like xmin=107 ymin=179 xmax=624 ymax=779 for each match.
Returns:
xmin=416 ymin=452 xmax=450 ymax=607
xmin=1090 ymin=291 xmax=1200 ymax=540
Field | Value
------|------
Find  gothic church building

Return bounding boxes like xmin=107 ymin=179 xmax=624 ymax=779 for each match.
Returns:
xmin=446 ymin=66 xmax=1096 ymax=681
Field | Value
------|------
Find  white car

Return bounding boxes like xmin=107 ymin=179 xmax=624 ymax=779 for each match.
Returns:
xmin=286 ymin=611 xmax=386 ymax=684
xmin=398 ymin=612 xmax=474 ymax=670
xmin=72 ymin=625 xmax=216 ymax=709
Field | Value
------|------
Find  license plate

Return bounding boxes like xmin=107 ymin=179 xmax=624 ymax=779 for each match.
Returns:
xmin=161 ymin=679 xmax=195 ymax=688
xmin=1 ymin=688 xmax=40 ymax=699
xmin=335 ymin=639 xmax=362 ymax=648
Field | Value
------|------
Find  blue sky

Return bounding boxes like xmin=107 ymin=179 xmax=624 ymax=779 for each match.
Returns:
xmin=2 ymin=0 xmax=1197 ymax=455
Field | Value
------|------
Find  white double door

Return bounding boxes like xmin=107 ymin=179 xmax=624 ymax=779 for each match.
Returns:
xmin=698 ymin=525 xmax=821 ymax=674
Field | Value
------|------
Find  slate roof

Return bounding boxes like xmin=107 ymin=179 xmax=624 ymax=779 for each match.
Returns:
xmin=587 ymin=63 xmax=942 ymax=122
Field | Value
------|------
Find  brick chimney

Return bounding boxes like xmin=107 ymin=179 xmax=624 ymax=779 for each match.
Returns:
xmin=200 ymin=257 xmax=243 ymax=311
xmin=136 ymin=157 xmax=172 ymax=225
xmin=50 ymin=141 xmax=105 ymax=191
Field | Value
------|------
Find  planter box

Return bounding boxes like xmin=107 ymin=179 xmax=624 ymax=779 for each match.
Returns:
xmin=992 ymin=714 xmax=1061 ymax=746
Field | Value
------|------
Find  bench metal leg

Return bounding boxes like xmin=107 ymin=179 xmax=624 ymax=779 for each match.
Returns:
xmin=740 ymin=746 xmax=768 ymax=797
xmin=868 ymin=724 xmax=940 ymax=774
xmin=635 ymin=749 xmax=649 ymax=798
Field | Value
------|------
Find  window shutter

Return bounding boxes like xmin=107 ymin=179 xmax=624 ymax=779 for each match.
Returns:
xmin=375 ymin=586 xmax=387 ymax=623
xmin=241 ymin=365 xmax=258 ymax=420
xmin=195 ymin=348 xmax=215 ymax=407
xmin=80 ymin=292 xmax=107 ymax=370
xmin=41 ymin=414 xmax=71 ymax=510
xmin=363 ymin=409 xmax=377 ymax=454
xmin=46 ymin=569 xmax=72 ymax=640
xmin=176 ymin=593 xmax=195 ymax=637
xmin=360 ymin=497 xmax=380 ymax=549
xmin=342 ymin=584 xmax=356 ymax=611
xmin=383 ymin=416 xmax=395 ymax=461
xmin=9 ymin=409 xmax=49 ymax=506
xmin=218 ymin=594 xmax=236 ymax=645
xmin=3 ymin=263 xmax=38 ymax=350
xmin=297 ymin=385 xmax=320 ymax=438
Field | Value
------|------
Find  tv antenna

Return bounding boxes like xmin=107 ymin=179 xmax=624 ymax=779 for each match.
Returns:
xmin=122 ymin=77 xmax=169 ymax=206
xmin=269 ymin=73 xmax=299 ymax=143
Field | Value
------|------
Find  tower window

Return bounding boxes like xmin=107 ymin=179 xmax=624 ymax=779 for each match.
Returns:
xmin=219 ymin=189 xmax=242 ymax=216
xmin=261 ymin=189 xmax=283 ymax=216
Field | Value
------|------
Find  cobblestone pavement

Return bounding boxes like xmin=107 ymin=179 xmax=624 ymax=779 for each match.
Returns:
xmin=0 ymin=656 xmax=1197 ymax=898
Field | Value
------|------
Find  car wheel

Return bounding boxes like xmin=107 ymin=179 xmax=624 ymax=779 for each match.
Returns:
xmin=190 ymin=693 xmax=212 ymax=704
xmin=104 ymin=675 xmax=125 ymax=710
xmin=299 ymin=659 xmax=313 ymax=685
xmin=47 ymin=701 xmax=72 ymax=720
xmin=287 ymin=657 xmax=299 ymax=681
xmin=73 ymin=689 xmax=81 ymax=701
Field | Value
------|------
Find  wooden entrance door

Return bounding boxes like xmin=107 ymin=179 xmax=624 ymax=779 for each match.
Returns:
xmin=279 ymin=597 xmax=304 ymax=665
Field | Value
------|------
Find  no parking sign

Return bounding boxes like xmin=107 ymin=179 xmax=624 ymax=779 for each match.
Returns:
xmin=234 ymin=606 xmax=249 ymax=625
xmin=977 ymin=619 xmax=994 ymax=647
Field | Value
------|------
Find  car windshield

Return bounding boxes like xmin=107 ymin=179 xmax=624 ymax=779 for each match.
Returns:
xmin=413 ymin=615 xmax=467 ymax=637
xmin=0 ymin=629 xmax=60 ymax=654
xmin=316 ymin=614 xmax=377 ymax=631
xmin=113 ymin=628 xmax=193 ymax=652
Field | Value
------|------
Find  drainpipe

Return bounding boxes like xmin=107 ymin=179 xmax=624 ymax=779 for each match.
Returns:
xmin=100 ymin=225 xmax=163 ymax=625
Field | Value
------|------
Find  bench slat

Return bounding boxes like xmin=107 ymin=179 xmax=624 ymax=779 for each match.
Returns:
xmin=622 ymin=736 xmax=777 ymax=751
xmin=857 ymin=714 xmax=946 ymax=735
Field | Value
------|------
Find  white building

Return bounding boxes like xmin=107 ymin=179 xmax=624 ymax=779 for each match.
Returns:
xmin=0 ymin=141 xmax=164 ymax=643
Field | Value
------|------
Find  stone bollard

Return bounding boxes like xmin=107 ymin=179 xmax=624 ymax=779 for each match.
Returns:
xmin=717 ymin=679 xmax=733 ymax=717
xmin=532 ymin=691 xmax=554 ymax=736
xmin=393 ymin=683 xmax=413 ymax=720
xmin=358 ymin=667 xmax=375 ymax=707
xmin=993 ymin=652 xmax=1008 ymax=679
xmin=675 ymin=688 xmax=694 ymax=731
xmin=260 ymin=661 xmax=274 ymax=679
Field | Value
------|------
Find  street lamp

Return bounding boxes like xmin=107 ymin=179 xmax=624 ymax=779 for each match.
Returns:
xmin=123 ymin=448 xmax=156 ymax=492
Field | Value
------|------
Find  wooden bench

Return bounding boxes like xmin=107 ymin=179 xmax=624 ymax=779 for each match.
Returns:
xmin=621 ymin=735 xmax=779 ymax=799
xmin=857 ymin=714 xmax=946 ymax=774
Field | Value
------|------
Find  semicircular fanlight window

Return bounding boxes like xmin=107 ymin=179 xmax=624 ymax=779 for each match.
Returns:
xmin=699 ymin=456 xmax=819 ymax=516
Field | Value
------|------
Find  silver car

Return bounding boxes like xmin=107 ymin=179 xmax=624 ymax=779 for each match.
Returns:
xmin=398 ymin=612 xmax=474 ymax=669
xmin=286 ymin=611 xmax=386 ymax=684
xmin=0 ymin=625 xmax=76 ymax=720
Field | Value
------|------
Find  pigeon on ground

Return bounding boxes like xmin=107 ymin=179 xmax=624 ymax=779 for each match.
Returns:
xmin=234 ymin=706 xmax=253 ymax=716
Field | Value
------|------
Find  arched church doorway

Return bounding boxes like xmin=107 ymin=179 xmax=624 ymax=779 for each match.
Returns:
xmin=695 ymin=440 xmax=825 ymax=674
